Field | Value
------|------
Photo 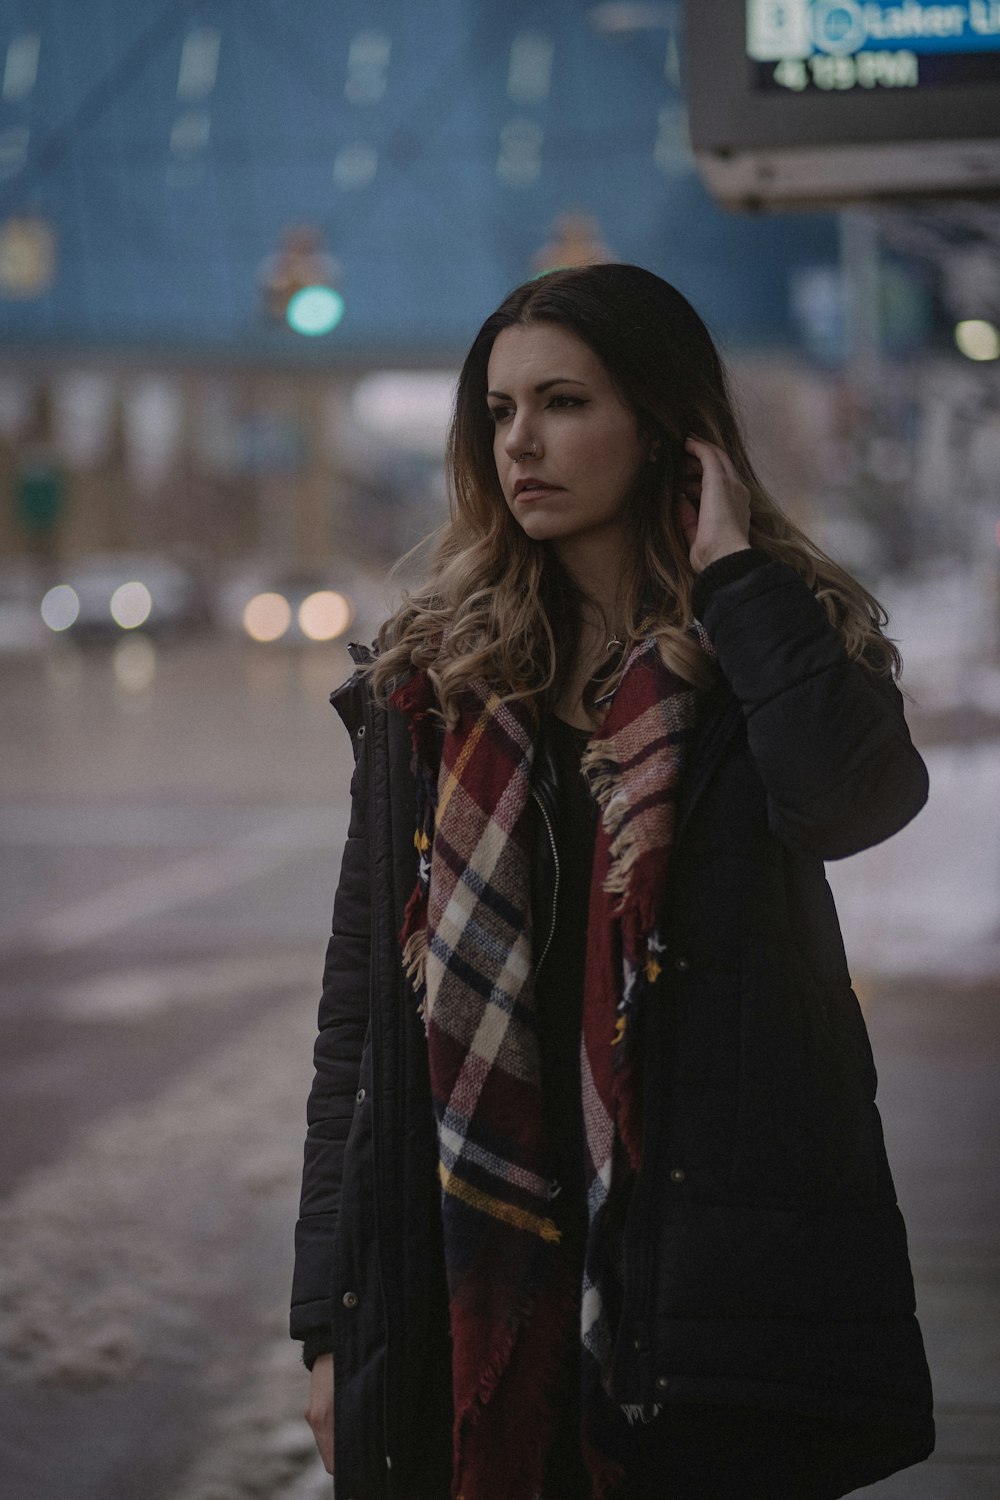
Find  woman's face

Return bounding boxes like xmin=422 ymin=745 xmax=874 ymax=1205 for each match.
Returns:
xmin=486 ymin=321 xmax=650 ymax=552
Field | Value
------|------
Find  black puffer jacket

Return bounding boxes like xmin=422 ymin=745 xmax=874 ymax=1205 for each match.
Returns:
xmin=291 ymin=552 xmax=934 ymax=1499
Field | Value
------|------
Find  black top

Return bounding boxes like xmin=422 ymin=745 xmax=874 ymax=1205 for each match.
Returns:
xmin=536 ymin=714 xmax=597 ymax=1260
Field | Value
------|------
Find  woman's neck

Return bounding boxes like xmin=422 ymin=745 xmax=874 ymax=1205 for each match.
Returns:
xmin=553 ymin=596 xmax=627 ymax=731
xmin=553 ymin=530 xmax=628 ymax=641
xmin=551 ymin=529 xmax=631 ymax=729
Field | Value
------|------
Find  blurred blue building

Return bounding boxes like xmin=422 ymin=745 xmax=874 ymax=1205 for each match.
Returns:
xmin=0 ymin=0 xmax=838 ymax=362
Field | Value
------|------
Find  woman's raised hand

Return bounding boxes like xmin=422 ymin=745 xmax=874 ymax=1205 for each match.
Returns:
xmin=678 ymin=436 xmax=752 ymax=574
xmin=305 ymin=1352 xmax=335 ymax=1473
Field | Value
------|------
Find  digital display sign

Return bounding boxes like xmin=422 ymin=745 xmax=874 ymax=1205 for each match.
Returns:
xmin=747 ymin=1 xmax=1000 ymax=92
xmin=686 ymin=0 xmax=1000 ymax=209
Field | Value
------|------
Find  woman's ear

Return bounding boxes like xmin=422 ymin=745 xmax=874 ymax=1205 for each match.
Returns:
xmin=648 ymin=439 xmax=662 ymax=464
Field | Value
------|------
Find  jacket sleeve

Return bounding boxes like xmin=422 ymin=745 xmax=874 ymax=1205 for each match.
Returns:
xmin=290 ymin=691 xmax=371 ymax=1358
xmin=692 ymin=550 xmax=928 ymax=860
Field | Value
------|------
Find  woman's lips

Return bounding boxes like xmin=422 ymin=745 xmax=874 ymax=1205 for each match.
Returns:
xmin=514 ymin=481 xmax=564 ymax=501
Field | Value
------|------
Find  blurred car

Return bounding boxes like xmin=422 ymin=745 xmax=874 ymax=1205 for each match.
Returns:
xmin=216 ymin=565 xmax=356 ymax=645
xmin=39 ymin=552 xmax=210 ymax=640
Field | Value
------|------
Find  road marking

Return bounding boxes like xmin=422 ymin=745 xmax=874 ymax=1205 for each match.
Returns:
xmin=27 ymin=813 xmax=346 ymax=953
xmin=0 ymin=804 xmax=336 ymax=847
xmin=54 ymin=952 xmax=320 ymax=1020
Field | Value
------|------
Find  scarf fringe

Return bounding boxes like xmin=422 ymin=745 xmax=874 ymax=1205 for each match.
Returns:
xmin=620 ymin=1402 xmax=663 ymax=1426
xmin=579 ymin=755 xmax=641 ymax=907
xmin=401 ymin=924 xmax=429 ymax=1019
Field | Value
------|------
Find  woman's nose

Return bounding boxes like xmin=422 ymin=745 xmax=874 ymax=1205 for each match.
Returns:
xmin=503 ymin=415 xmax=539 ymax=460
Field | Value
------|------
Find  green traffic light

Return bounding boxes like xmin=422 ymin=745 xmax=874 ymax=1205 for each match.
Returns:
xmin=286 ymin=285 xmax=345 ymax=336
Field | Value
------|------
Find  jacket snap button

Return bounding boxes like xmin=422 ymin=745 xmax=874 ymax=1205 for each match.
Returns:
xmin=674 ymin=956 xmax=689 ymax=971
xmin=670 ymin=1167 xmax=686 ymax=1184
xmin=342 ymin=1290 xmax=359 ymax=1309
xmin=656 ymin=1375 xmax=670 ymax=1393
xmin=356 ymin=724 xmax=365 ymax=738
xmin=356 ymin=1087 xmax=366 ymax=1105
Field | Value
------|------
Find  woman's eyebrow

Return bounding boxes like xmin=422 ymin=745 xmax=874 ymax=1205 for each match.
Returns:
xmin=486 ymin=377 xmax=588 ymax=399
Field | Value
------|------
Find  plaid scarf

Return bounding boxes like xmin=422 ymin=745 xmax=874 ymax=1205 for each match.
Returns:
xmin=391 ymin=631 xmax=709 ymax=1500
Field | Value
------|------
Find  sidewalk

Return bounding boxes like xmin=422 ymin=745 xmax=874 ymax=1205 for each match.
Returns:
xmin=818 ymin=693 xmax=1000 ymax=1494
xmin=857 ymin=975 xmax=1000 ymax=1497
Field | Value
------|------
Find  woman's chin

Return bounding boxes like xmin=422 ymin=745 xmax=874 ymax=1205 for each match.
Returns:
xmin=516 ymin=514 xmax=572 ymax=543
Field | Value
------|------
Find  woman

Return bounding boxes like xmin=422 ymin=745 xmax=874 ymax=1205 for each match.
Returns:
xmin=291 ymin=264 xmax=934 ymax=1500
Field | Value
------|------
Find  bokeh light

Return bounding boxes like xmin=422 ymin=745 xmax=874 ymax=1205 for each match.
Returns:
xmin=110 ymin=581 xmax=153 ymax=629
xmin=955 ymin=319 xmax=1000 ymax=362
xmin=40 ymin=584 xmax=80 ymax=632
xmin=286 ymin=285 xmax=345 ymax=336
xmin=243 ymin=592 xmax=292 ymax=642
xmin=298 ymin=590 xmax=353 ymax=641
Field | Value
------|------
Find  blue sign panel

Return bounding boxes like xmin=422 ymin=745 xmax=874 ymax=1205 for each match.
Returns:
xmin=748 ymin=1 xmax=1000 ymax=90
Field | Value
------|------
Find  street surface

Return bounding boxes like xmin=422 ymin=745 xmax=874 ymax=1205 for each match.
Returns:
xmin=0 ymin=628 xmax=997 ymax=1499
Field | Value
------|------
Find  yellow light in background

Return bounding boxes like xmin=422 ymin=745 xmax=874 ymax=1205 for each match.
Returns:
xmin=955 ymin=319 xmax=1000 ymax=362
xmin=243 ymin=591 xmax=291 ymax=642
xmin=298 ymin=590 xmax=353 ymax=641
xmin=110 ymin=581 xmax=153 ymax=629
xmin=113 ymin=634 xmax=157 ymax=693
xmin=40 ymin=583 xmax=80 ymax=631
xmin=0 ymin=214 xmax=56 ymax=297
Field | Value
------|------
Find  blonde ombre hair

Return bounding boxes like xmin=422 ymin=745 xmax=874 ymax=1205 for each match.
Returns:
xmin=372 ymin=264 xmax=899 ymax=726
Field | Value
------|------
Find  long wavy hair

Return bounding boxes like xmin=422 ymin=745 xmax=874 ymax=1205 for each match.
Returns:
xmin=372 ymin=263 xmax=899 ymax=725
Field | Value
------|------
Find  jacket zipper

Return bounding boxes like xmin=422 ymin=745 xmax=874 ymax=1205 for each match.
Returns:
xmin=364 ymin=684 xmax=396 ymax=1494
xmin=530 ymin=786 xmax=560 ymax=973
xmin=533 ymin=764 xmax=656 ymax=1404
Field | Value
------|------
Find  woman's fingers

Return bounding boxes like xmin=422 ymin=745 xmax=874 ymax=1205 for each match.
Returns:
xmin=682 ymin=435 xmax=752 ymax=572
xmin=686 ymin=434 xmax=741 ymax=481
xmin=685 ymin=435 xmax=737 ymax=489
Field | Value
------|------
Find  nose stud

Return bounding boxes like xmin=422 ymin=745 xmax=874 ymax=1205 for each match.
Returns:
xmin=516 ymin=443 xmax=537 ymax=461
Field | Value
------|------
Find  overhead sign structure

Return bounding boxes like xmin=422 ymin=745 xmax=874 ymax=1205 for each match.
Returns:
xmin=685 ymin=1 xmax=1000 ymax=208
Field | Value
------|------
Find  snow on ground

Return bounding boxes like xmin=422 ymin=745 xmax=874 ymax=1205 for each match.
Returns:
xmin=879 ymin=563 xmax=1000 ymax=715
xmin=0 ymin=989 xmax=326 ymax=1498
xmin=823 ymin=565 xmax=1000 ymax=980
xmin=829 ymin=741 xmax=1000 ymax=980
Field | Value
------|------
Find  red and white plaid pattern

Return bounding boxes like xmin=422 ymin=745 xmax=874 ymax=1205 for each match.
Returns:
xmin=391 ymin=628 xmax=710 ymax=1500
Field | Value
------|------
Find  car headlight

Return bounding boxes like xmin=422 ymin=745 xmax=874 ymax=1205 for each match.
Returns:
xmin=298 ymin=590 xmax=353 ymax=641
xmin=243 ymin=592 xmax=291 ymax=642
xmin=40 ymin=584 xmax=80 ymax=632
xmin=110 ymin=581 xmax=152 ymax=629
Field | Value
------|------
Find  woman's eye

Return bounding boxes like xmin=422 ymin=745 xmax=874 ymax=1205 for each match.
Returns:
xmin=547 ymin=395 xmax=584 ymax=410
xmin=488 ymin=405 xmax=513 ymax=425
